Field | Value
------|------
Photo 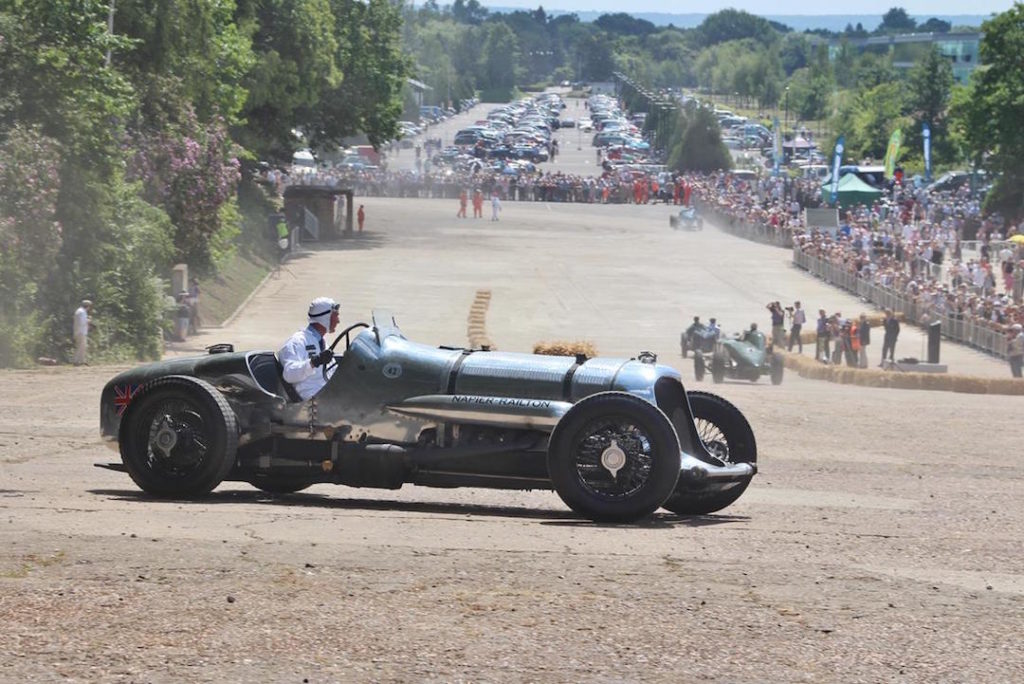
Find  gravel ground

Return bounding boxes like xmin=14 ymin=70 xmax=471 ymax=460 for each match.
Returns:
xmin=2 ymin=195 xmax=1022 ymax=683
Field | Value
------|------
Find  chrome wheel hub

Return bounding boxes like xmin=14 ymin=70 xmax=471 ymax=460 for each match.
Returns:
xmin=600 ymin=439 xmax=627 ymax=478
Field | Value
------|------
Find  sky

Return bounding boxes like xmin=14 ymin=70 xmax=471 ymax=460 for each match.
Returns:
xmin=478 ymin=1 xmax=1015 ymax=16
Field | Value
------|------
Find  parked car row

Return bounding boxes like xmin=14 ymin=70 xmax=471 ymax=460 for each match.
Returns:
xmin=447 ymin=94 xmax=565 ymax=164
xmin=587 ymin=94 xmax=651 ymax=151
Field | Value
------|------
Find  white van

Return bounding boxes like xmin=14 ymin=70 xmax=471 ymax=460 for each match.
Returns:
xmin=291 ymin=148 xmax=317 ymax=175
xmin=798 ymin=164 xmax=830 ymax=181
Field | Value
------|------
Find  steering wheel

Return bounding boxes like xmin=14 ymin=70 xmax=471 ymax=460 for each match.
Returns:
xmin=322 ymin=322 xmax=370 ymax=375
xmin=328 ymin=322 xmax=370 ymax=353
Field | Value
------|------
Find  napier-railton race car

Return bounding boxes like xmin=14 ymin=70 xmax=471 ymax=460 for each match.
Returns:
xmin=694 ymin=328 xmax=784 ymax=385
xmin=99 ymin=312 xmax=758 ymax=522
xmin=669 ymin=206 xmax=703 ymax=230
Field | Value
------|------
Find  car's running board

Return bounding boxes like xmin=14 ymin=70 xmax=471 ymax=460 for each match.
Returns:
xmin=95 ymin=462 xmax=127 ymax=472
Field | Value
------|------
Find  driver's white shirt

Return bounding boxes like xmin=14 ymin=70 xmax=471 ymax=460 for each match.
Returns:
xmin=277 ymin=325 xmax=335 ymax=400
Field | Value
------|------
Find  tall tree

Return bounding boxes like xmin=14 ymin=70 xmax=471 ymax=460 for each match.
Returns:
xmin=306 ymin=0 xmax=410 ymax=150
xmin=903 ymin=46 xmax=953 ymax=162
xmin=877 ymin=7 xmax=917 ymax=34
xmin=950 ymin=4 xmax=1024 ymax=216
xmin=697 ymin=9 xmax=777 ymax=48
xmin=670 ymin=103 xmax=731 ymax=172
xmin=480 ymin=22 xmax=520 ymax=99
xmin=235 ymin=0 xmax=342 ymax=160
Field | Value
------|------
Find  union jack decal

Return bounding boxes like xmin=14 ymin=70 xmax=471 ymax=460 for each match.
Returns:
xmin=113 ymin=384 xmax=140 ymax=416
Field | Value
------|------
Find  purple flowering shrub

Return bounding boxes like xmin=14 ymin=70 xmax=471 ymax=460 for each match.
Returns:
xmin=127 ymin=109 xmax=241 ymax=270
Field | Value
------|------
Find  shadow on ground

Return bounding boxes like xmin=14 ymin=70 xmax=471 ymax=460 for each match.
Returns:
xmin=89 ymin=488 xmax=751 ymax=528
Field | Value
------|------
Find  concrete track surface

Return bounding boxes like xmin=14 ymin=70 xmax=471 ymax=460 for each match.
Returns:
xmin=2 ymin=196 xmax=1022 ymax=683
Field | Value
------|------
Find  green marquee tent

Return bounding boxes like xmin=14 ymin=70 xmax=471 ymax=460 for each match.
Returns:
xmin=821 ymin=173 xmax=885 ymax=208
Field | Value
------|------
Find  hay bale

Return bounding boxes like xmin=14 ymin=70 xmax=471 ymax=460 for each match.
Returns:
xmin=533 ymin=340 xmax=599 ymax=358
xmin=889 ymin=373 xmax=923 ymax=390
xmin=919 ymin=373 xmax=953 ymax=392
xmin=986 ymin=378 xmax=1024 ymax=395
xmin=952 ymin=376 xmax=989 ymax=394
xmin=834 ymin=367 xmax=857 ymax=384
xmin=852 ymin=369 xmax=884 ymax=386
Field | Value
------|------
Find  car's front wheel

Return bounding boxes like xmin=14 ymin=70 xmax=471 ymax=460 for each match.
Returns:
xmin=548 ymin=392 xmax=681 ymax=522
xmin=662 ymin=391 xmax=757 ymax=516
xmin=119 ymin=376 xmax=238 ymax=497
xmin=694 ymin=352 xmax=705 ymax=381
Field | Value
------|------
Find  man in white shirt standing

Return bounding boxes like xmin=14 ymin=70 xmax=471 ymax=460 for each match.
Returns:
xmin=490 ymin=191 xmax=501 ymax=221
xmin=72 ymin=299 xmax=93 ymax=366
xmin=277 ymin=297 xmax=340 ymax=400
xmin=787 ymin=301 xmax=806 ymax=353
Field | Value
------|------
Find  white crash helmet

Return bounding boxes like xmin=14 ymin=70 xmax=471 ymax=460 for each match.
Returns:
xmin=307 ymin=297 xmax=339 ymax=325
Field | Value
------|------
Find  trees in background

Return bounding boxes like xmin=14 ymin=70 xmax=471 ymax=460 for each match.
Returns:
xmin=0 ymin=0 xmax=407 ymax=366
xmin=949 ymin=4 xmax=1024 ymax=217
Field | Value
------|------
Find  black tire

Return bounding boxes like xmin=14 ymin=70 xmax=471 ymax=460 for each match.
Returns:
xmin=680 ymin=334 xmax=689 ymax=358
xmin=119 ymin=376 xmax=238 ymax=497
xmin=548 ymin=392 xmax=681 ymax=522
xmin=662 ymin=391 xmax=757 ymax=516
xmin=711 ymin=353 xmax=726 ymax=384
xmin=694 ymin=352 xmax=705 ymax=381
xmin=250 ymin=476 xmax=315 ymax=495
xmin=770 ymin=354 xmax=785 ymax=385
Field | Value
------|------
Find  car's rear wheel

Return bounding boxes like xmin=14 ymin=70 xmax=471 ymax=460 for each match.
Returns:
xmin=711 ymin=353 xmax=726 ymax=384
xmin=548 ymin=392 xmax=680 ymax=523
xmin=119 ymin=376 xmax=237 ymax=497
xmin=694 ymin=352 xmax=705 ymax=381
xmin=662 ymin=391 xmax=757 ymax=516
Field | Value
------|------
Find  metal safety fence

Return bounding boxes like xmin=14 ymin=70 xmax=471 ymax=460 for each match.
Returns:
xmin=695 ymin=201 xmax=795 ymax=248
xmin=793 ymin=248 xmax=1010 ymax=359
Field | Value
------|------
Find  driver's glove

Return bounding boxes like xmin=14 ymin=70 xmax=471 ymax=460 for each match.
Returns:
xmin=311 ymin=349 xmax=333 ymax=368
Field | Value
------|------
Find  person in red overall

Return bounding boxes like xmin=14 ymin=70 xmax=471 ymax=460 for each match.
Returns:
xmin=457 ymin=190 xmax=468 ymax=218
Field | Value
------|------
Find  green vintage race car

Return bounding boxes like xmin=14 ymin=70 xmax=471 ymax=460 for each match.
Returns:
xmin=694 ymin=328 xmax=784 ymax=385
xmin=97 ymin=311 xmax=759 ymax=523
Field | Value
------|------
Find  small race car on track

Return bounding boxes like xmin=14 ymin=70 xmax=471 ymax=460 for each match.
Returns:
xmin=669 ymin=206 xmax=703 ymax=230
xmin=680 ymin=321 xmax=719 ymax=358
xmin=694 ymin=328 xmax=784 ymax=385
xmin=99 ymin=312 xmax=758 ymax=522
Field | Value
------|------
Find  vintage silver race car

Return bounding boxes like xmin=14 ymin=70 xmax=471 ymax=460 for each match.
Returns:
xmin=98 ymin=312 xmax=758 ymax=522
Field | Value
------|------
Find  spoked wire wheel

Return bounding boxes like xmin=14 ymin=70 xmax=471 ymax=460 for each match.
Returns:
xmin=661 ymin=391 xmax=756 ymax=516
xmin=569 ymin=416 xmax=655 ymax=500
xmin=120 ymin=376 xmax=237 ymax=497
xmin=548 ymin=392 xmax=680 ymax=522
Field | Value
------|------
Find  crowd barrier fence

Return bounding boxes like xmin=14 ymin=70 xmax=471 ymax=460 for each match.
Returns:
xmin=793 ymin=248 xmax=1011 ymax=359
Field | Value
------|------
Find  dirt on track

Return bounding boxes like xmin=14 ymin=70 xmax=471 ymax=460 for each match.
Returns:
xmin=2 ymin=197 xmax=1023 ymax=683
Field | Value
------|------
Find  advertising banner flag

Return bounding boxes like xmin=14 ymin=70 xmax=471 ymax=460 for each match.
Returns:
xmin=772 ymin=116 xmax=782 ymax=176
xmin=883 ymin=129 xmax=903 ymax=178
xmin=923 ymin=123 xmax=932 ymax=182
xmin=830 ymin=135 xmax=845 ymax=204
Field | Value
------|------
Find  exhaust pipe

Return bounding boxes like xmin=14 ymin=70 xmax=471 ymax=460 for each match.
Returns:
xmin=679 ymin=451 xmax=756 ymax=483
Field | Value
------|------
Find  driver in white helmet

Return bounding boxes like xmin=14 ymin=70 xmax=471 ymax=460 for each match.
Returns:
xmin=277 ymin=297 xmax=340 ymax=400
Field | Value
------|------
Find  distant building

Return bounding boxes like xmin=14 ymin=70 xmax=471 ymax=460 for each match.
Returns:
xmin=826 ymin=32 xmax=982 ymax=83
